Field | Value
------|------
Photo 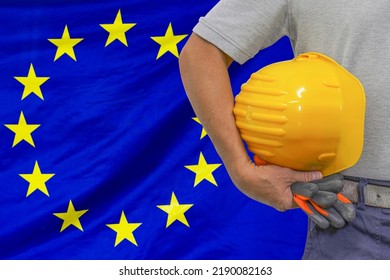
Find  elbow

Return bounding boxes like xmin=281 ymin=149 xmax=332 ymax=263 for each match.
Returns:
xmin=179 ymin=33 xmax=200 ymax=77
xmin=178 ymin=40 xmax=190 ymax=76
xmin=179 ymin=33 xmax=231 ymax=78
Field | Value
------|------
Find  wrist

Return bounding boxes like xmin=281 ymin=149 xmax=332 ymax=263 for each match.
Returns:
xmin=223 ymin=152 xmax=254 ymax=187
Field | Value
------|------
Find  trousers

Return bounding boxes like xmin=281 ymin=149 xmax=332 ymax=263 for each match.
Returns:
xmin=302 ymin=178 xmax=390 ymax=260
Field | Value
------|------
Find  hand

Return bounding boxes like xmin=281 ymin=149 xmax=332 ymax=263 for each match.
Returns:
xmin=231 ymin=157 xmax=323 ymax=211
xmin=292 ymin=174 xmax=356 ymax=229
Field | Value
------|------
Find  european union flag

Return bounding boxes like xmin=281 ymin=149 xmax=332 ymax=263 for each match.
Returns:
xmin=0 ymin=0 xmax=306 ymax=260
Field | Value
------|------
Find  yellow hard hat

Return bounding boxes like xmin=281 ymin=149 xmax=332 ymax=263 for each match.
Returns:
xmin=233 ymin=52 xmax=365 ymax=176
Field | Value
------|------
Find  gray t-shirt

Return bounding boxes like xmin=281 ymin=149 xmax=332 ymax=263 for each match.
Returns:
xmin=193 ymin=0 xmax=390 ymax=180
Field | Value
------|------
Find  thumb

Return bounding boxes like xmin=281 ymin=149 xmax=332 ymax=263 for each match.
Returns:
xmin=291 ymin=170 xmax=323 ymax=183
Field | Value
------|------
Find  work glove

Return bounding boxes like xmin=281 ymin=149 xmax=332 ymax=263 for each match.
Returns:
xmin=253 ymin=155 xmax=355 ymax=229
xmin=292 ymin=173 xmax=356 ymax=229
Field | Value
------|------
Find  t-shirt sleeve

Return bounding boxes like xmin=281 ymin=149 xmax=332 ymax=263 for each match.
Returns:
xmin=193 ymin=0 xmax=290 ymax=64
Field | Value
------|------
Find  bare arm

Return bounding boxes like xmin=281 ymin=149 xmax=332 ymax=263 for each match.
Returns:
xmin=179 ymin=33 xmax=322 ymax=211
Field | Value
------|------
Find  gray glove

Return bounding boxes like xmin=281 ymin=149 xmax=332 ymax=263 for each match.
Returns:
xmin=291 ymin=174 xmax=356 ymax=229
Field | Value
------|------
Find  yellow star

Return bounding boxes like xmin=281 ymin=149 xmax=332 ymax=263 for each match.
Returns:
xmin=19 ymin=161 xmax=55 ymax=197
xmin=157 ymin=192 xmax=194 ymax=228
xmin=100 ymin=9 xmax=136 ymax=47
xmin=4 ymin=111 xmax=40 ymax=147
xmin=185 ymin=152 xmax=222 ymax=187
xmin=106 ymin=211 xmax=142 ymax=247
xmin=192 ymin=117 xmax=208 ymax=139
xmin=14 ymin=64 xmax=49 ymax=100
xmin=150 ymin=22 xmax=188 ymax=59
xmin=48 ymin=25 xmax=84 ymax=61
xmin=53 ymin=200 xmax=88 ymax=232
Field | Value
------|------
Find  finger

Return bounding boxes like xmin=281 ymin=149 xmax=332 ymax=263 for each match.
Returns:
xmin=309 ymin=200 xmax=329 ymax=216
xmin=314 ymin=174 xmax=344 ymax=193
xmin=291 ymin=182 xmax=318 ymax=198
xmin=308 ymin=201 xmax=345 ymax=228
xmin=310 ymin=191 xmax=338 ymax=207
xmin=294 ymin=196 xmax=330 ymax=229
xmin=309 ymin=210 xmax=331 ymax=229
xmin=324 ymin=207 xmax=346 ymax=228
xmin=292 ymin=170 xmax=323 ymax=183
xmin=294 ymin=194 xmax=310 ymax=201
xmin=317 ymin=179 xmax=344 ymax=193
xmin=333 ymin=199 xmax=356 ymax=222
xmin=337 ymin=193 xmax=352 ymax=204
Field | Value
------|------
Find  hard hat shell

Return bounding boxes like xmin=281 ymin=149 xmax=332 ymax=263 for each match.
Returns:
xmin=233 ymin=52 xmax=365 ymax=176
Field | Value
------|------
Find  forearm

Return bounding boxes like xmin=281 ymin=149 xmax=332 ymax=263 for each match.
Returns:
xmin=179 ymin=33 xmax=250 ymax=184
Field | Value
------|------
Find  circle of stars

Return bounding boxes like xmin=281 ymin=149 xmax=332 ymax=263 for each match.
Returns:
xmin=5 ymin=8 xmax=224 ymax=250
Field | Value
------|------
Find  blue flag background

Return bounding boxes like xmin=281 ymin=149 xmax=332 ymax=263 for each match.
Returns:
xmin=0 ymin=0 xmax=307 ymax=260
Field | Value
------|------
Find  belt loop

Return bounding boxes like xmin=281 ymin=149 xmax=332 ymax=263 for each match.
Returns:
xmin=357 ymin=178 xmax=368 ymax=210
